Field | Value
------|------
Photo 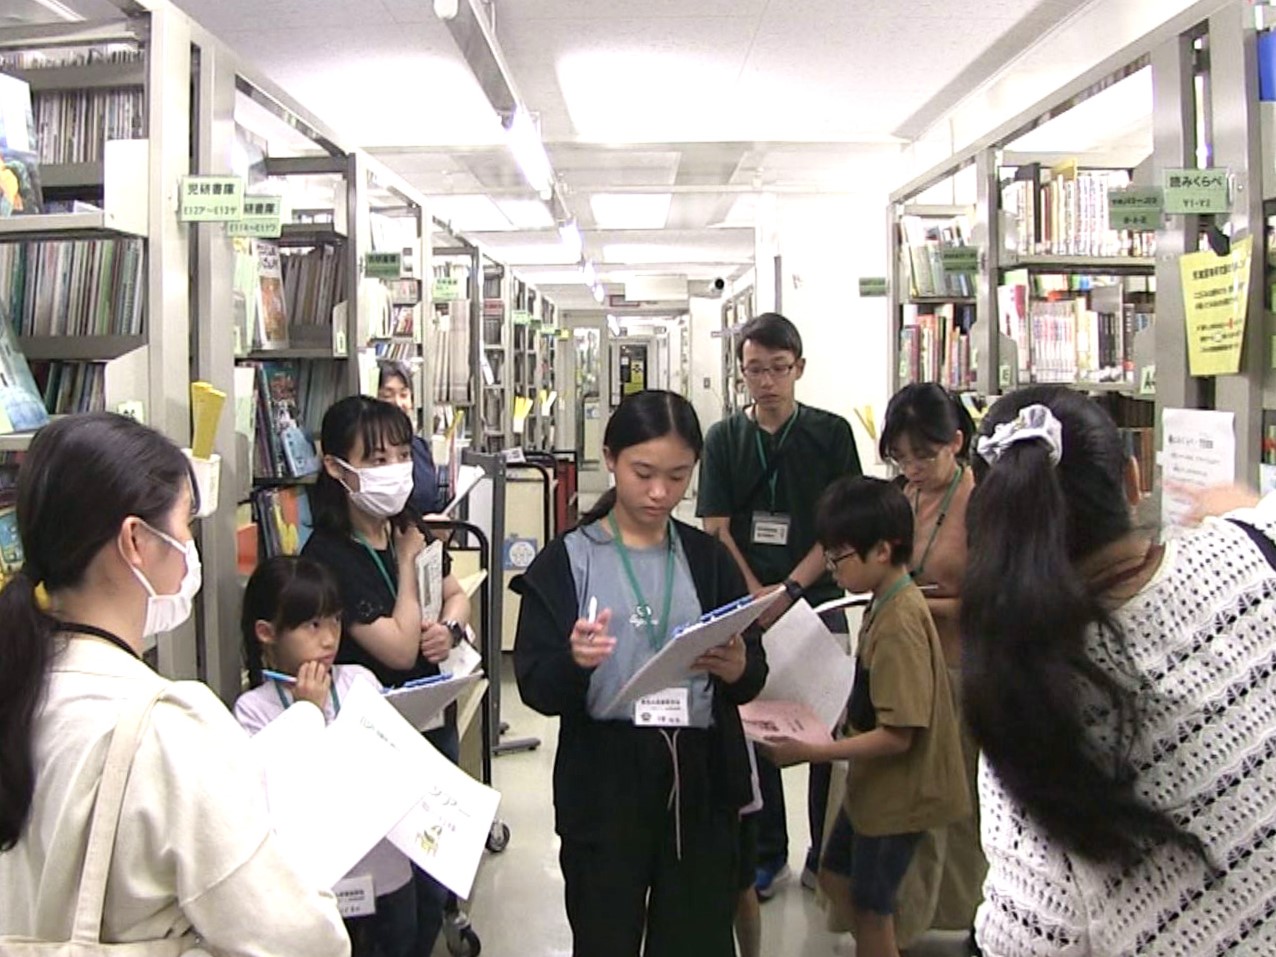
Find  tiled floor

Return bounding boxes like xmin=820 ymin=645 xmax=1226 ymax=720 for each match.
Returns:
xmin=457 ymin=667 xmax=973 ymax=957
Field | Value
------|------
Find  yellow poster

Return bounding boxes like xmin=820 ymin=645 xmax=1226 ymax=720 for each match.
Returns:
xmin=1180 ymin=234 xmax=1253 ymax=376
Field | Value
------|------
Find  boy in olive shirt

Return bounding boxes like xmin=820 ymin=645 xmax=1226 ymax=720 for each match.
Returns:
xmin=765 ymin=476 xmax=969 ymax=957
xmin=697 ymin=312 xmax=862 ymax=896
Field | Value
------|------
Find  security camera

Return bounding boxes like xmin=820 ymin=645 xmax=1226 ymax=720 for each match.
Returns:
xmin=713 ymin=278 xmax=726 ymax=292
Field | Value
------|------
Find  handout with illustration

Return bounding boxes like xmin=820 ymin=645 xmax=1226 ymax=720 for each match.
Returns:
xmin=755 ymin=594 xmax=862 ymax=731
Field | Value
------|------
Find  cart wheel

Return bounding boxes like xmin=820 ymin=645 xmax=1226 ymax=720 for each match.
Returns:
xmin=444 ymin=919 xmax=481 ymax=957
xmin=486 ymin=820 xmax=511 ymax=853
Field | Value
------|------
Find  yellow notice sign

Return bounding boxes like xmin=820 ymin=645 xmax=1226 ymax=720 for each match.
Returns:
xmin=1180 ymin=234 xmax=1252 ymax=376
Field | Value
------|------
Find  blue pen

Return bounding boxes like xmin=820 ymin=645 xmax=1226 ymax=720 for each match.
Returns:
xmin=262 ymin=668 xmax=297 ymax=685
xmin=398 ymin=673 xmax=453 ymax=691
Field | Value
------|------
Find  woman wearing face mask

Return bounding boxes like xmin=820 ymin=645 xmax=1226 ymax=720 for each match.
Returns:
xmin=300 ymin=394 xmax=472 ymax=956
xmin=376 ymin=360 xmax=445 ymax=516
xmin=0 ymin=413 xmax=348 ymax=955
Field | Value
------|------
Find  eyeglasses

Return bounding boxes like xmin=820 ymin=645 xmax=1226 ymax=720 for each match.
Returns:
xmin=824 ymin=550 xmax=857 ymax=574
xmin=887 ymin=448 xmax=942 ymax=471
xmin=741 ymin=363 xmax=797 ymax=382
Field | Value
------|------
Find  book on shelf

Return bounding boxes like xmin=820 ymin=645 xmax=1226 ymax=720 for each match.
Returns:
xmin=296 ymin=360 xmax=343 ymax=434
xmin=0 ymin=239 xmax=145 ymax=338
xmin=282 ymin=245 xmax=346 ymax=328
xmin=0 ymin=73 xmax=42 ymax=216
xmin=31 ymin=360 xmax=105 ymax=414
xmin=899 ymin=303 xmax=974 ymax=390
xmin=247 ymin=361 xmax=319 ymax=480
xmin=253 ymin=241 xmax=289 ymax=351
xmin=0 ymin=451 xmax=21 ymax=508
xmin=899 ymin=214 xmax=974 ymax=299
xmin=0 ymin=503 xmax=22 ymax=589
xmin=251 ymin=485 xmax=314 ymax=559
xmin=0 ymin=314 xmax=49 ymax=434
xmin=1000 ymin=161 xmax=1155 ymax=259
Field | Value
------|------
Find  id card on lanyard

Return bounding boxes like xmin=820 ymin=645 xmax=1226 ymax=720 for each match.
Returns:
xmin=751 ymin=408 xmax=799 ymax=547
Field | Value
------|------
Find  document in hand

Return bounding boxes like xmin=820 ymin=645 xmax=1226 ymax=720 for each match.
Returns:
xmin=738 ymin=699 xmax=834 ymax=747
xmin=416 ymin=540 xmax=444 ymax=623
xmin=249 ymin=692 xmax=431 ymax=889
xmin=602 ymin=586 xmax=786 ymax=716
xmin=756 ymin=595 xmax=860 ymax=731
xmin=383 ymin=672 xmax=485 ymax=731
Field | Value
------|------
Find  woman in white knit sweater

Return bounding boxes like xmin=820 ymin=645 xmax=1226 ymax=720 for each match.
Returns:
xmin=961 ymin=387 xmax=1276 ymax=957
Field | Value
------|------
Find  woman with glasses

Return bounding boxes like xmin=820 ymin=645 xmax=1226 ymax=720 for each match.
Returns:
xmin=877 ymin=383 xmax=984 ymax=953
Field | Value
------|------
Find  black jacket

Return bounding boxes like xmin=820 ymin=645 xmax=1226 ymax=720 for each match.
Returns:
xmin=512 ymin=518 xmax=768 ymax=841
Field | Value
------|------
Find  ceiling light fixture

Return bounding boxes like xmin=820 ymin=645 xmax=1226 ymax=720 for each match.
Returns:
xmin=504 ymin=107 xmax=554 ymax=201
xmin=582 ymin=260 xmax=597 ymax=286
xmin=433 ymin=0 xmax=460 ymax=20
xmin=29 ymin=0 xmax=84 ymax=22
xmin=558 ymin=220 xmax=583 ymax=261
xmin=593 ymin=284 xmax=606 ymax=304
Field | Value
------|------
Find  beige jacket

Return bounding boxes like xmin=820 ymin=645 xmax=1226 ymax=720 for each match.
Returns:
xmin=0 ymin=638 xmax=350 ymax=957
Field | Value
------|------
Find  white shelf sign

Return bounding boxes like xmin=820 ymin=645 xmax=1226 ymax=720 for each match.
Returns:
xmin=228 ymin=197 xmax=283 ymax=239
xmin=179 ymin=176 xmax=245 ymax=222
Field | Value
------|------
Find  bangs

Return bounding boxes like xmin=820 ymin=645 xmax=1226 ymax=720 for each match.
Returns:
xmin=359 ymin=401 xmax=413 ymax=457
xmin=273 ymin=561 xmax=344 ymax=631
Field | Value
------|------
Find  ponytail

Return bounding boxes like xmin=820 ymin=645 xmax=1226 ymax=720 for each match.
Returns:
xmin=577 ymin=488 xmax=617 ymax=528
xmin=0 ymin=569 xmax=56 ymax=850
xmin=962 ymin=387 xmax=1209 ymax=870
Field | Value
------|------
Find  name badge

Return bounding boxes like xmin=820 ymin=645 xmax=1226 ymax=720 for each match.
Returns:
xmin=634 ymin=687 xmax=690 ymax=728
xmin=334 ymin=874 xmax=377 ymax=918
xmin=751 ymin=511 xmax=791 ymax=547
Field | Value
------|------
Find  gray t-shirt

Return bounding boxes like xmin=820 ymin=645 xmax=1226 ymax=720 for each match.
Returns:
xmin=565 ymin=522 xmax=715 ymax=727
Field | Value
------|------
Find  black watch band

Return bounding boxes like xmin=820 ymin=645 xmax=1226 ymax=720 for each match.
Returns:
xmin=783 ymin=578 xmax=804 ymax=602
xmin=443 ymin=620 xmax=466 ymax=647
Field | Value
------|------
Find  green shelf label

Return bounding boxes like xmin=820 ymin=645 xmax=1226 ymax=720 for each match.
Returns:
xmin=431 ymin=276 xmax=462 ymax=301
xmin=513 ymin=310 xmax=533 ymax=326
xmin=1108 ymin=187 xmax=1163 ymax=231
xmin=180 ymin=175 xmax=244 ymax=222
xmin=940 ymin=246 xmax=979 ymax=274
xmin=858 ymin=277 xmax=888 ymax=297
xmin=365 ymin=252 xmax=403 ymax=279
xmin=227 ymin=196 xmax=282 ymax=238
xmin=1163 ymin=168 xmax=1230 ymax=215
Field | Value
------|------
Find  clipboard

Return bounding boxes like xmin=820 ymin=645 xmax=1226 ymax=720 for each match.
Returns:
xmin=602 ymin=586 xmax=785 ymax=715
xmin=383 ymin=673 xmax=484 ymax=731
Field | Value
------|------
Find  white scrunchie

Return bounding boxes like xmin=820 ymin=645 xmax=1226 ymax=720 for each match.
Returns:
xmin=976 ymin=404 xmax=1064 ymax=467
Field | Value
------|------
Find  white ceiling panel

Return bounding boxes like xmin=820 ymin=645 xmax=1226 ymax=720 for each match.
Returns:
xmin=173 ymin=0 xmax=398 ymax=33
xmin=590 ymin=193 xmax=672 ymax=230
xmin=495 ymin=0 xmax=768 ymax=21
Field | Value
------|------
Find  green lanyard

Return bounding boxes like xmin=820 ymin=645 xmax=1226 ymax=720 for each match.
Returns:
xmin=273 ymin=677 xmax=342 ymax=716
xmin=911 ymin=465 xmax=964 ymax=579
xmin=865 ymin=572 xmax=912 ymax=630
xmin=354 ymin=531 xmax=398 ymax=598
xmin=753 ymin=407 xmax=799 ymax=511
xmin=607 ymin=512 xmax=677 ymax=652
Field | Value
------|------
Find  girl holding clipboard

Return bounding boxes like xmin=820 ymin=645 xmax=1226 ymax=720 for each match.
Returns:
xmin=513 ymin=390 xmax=768 ymax=957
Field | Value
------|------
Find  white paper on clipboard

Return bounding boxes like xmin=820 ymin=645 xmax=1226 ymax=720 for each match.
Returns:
xmin=602 ymin=587 xmax=785 ymax=715
xmin=756 ymin=595 xmax=861 ymax=731
xmin=383 ymin=673 xmax=484 ymax=731
xmin=416 ymin=540 xmax=444 ymax=623
xmin=443 ymin=465 xmax=486 ymax=516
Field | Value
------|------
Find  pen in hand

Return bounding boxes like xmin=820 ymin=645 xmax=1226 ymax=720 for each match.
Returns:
xmin=587 ymin=596 xmax=598 ymax=644
xmin=262 ymin=668 xmax=297 ymax=685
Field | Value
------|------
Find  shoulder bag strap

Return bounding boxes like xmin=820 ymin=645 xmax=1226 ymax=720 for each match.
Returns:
xmin=70 ymin=687 xmax=168 ymax=945
xmin=1228 ymin=518 xmax=1276 ymax=571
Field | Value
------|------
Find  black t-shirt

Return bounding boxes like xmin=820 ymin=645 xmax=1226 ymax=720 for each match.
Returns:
xmin=301 ymin=525 xmax=452 ymax=687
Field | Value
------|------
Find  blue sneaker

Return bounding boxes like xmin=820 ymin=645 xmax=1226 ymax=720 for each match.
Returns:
xmin=755 ymin=862 xmax=792 ymax=900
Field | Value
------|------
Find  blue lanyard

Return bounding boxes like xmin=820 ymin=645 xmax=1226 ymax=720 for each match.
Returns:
xmin=607 ymin=513 xmax=677 ymax=652
xmin=753 ymin=407 xmax=799 ymax=510
xmin=272 ymin=677 xmax=342 ymax=716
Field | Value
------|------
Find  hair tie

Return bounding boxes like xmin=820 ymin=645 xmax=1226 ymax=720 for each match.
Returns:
xmin=976 ymin=404 xmax=1064 ymax=467
xmin=33 ymin=581 xmax=52 ymax=611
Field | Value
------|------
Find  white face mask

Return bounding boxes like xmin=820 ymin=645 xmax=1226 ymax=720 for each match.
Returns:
xmin=123 ymin=522 xmax=202 ymax=637
xmin=337 ymin=458 xmax=413 ymax=518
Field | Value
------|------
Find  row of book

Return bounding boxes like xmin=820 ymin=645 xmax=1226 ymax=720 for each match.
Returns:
xmin=281 ymin=245 xmax=346 ymax=327
xmin=244 ymin=361 xmax=321 ymax=480
xmin=898 ymin=304 xmax=976 ymax=391
xmin=1001 ymin=163 xmax=1155 ymax=259
xmin=250 ymin=486 xmax=314 ymax=561
xmin=372 ymin=338 xmax=415 ymax=362
xmin=998 ymin=281 xmax=1154 ymax=385
xmin=0 ymin=239 xmax=145 ymax=338
xmin=30 ymin=360 xmax=105 ymax=414
xmin=33 ymin=89 xmax=144 ymax=166
xmin=0 ymin=48 xmax=143 ymax=70
xmin=0 ymin=451 xmax=23 ymax=587
xmin=899 ymin=215 xmax=975 ymax=299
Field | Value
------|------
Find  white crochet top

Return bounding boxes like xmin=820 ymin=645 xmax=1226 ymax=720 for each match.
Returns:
xmin=976 ymin=501 xmax=1276 ymax=956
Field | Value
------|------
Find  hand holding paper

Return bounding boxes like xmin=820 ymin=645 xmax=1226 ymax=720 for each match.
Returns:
xmin=692 ymin=633 xmax=746 ymax=684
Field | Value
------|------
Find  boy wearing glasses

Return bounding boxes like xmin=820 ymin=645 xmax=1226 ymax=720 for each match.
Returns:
xmin=697 ymin=312 xmax=862 ymax=898
xmin=764 ymin=476 xmax=968 ymax=957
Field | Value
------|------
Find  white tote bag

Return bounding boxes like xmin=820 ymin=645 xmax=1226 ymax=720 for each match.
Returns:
xmin=0 ymin=689 xmax=209 ymax=957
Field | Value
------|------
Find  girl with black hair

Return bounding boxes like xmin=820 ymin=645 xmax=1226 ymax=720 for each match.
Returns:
xmin=300 ymin=394 xmax=472 ymax=955
xmin=964 ymin=386 xmax=1276 ymax=955
xmin=878 ymin=383 xmax=984 ymax=947
xmin=513 ymin=389 xmax=768 ymax=957
xmin=234 ymin=556 xmax=417 ymax=957
xmin=0 ymin=414 xmax=347 ymax=955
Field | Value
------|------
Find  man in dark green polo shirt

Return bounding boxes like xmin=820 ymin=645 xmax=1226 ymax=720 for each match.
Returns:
xmin=697 ymin=311 xmax=862 ymax=900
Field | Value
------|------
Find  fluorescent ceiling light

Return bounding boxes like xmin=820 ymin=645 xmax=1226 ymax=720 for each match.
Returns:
xmin=593 ymin=285 xmax=606 ymax=304
xmin=590 ymin=193 xmax=672 ymax=230
xmin=506 ymin=107 xmax=554 ymax=199
xmin=496 ymin=198 xmax=554 ymax=229
xmin=558 ymin=220 xmax=583 ymax=261
xmin=607 ymin=314 xmax=622 ymax=336
xmin=29 ymin=0 xmax=83 ymax=21
xmin=431 ymin=195 xmax=516 ymax=232
xmin=582 ymin=261 xmax=597 ymax=286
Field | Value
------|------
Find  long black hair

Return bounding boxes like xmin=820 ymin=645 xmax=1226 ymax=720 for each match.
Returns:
xmin=0 ymin=413 xmax=193 ymax=850
xmin=961 ymin=386 xmax=1207 ymax=870
xmin=879 ymin=383 xmax=975 ymax=462
xmin=241 ymin=555 xmax=344 ymax=687
xmin=580 ymin=390 xmax=704 ymax=526
xmin=312 ymin=395 xmax=415 ymax=536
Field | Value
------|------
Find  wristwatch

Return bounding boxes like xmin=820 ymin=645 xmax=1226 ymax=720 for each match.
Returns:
xmin=782 ymin=578 xmax=804 ymax=602
xmin=442 ymin=620 xmax=467 ymax=647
